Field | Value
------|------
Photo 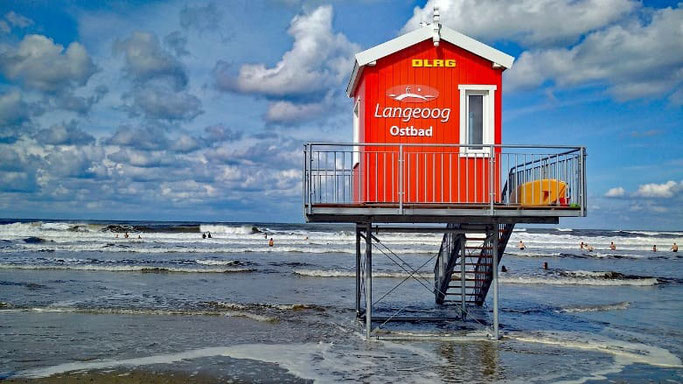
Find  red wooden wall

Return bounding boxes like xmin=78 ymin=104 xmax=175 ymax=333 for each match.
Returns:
xmin=352 ymin=39 xmax=504 ymax=204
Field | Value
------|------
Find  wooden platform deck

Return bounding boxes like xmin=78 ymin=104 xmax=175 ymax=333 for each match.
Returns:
xmin=305 ymin=203 xmax=581 ymax=224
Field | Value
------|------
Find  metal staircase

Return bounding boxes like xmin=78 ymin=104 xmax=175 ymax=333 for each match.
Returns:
xmin=434 ymin=223 xmax=515 ymax=311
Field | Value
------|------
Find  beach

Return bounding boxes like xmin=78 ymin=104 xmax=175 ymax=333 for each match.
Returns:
xmin=1 ymin=220 xmax=682 ymax=382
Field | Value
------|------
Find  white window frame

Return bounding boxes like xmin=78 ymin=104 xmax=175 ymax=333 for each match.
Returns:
xmin=459 ymin=85 xmax=496 ymax=157
xmin=352 ymin=99 xmax=360 ymax=166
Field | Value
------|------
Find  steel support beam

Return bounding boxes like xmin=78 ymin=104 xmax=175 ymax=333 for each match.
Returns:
xmin=365 ymin=222 xmax=373 ymax=339
xmin=492 ymin=223 xmax=500 ymax=340
xmin=355 ymin=224 xmax=361 ymax=317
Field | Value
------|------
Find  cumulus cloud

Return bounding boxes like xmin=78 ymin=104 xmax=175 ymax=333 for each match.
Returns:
xmin=126 ymin=84 xmax=202 ymax=120
xmin=402 ymin=0 xmax=637 ymax=46
xmin=506 ymin=6 xmax=683 ymax=102
xmin=605 ymin=187 xmax=625 ymax=197
xmin=0 ymin=89 xmax=29 ymax=126
xmin=108 ymin=148 xmax=176 ymax=168
xmin=34 ymin=121 xmax=95 ymax=146
xmin=202 ymin=124 xmax=242 ymax=144
xmin=44 ymin=146 xmax=106 ymax=179
xmin=106 ymin=125 xmax=169 ymax=150
xmin=0 ymin=34 xmax=97 ymax=92
xmin=171 ymin=134 xmax=201 ymax=153
xmin=634 ymin=180 xmax=682 ymax=199
xmin=216 ymin=5 xmax=359 ymax=96
xmin=266 ymin=99 xmax=326 ymax=123
xmin=114 ymin=31 xmax=187 ymax=88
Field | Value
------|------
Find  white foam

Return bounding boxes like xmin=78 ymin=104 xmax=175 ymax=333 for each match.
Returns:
xmin=500 ymin=275 xmax=658 ymax=286
xmin=559 ymin=302 xmax=631 ymax=313
xmin=16 ymin=342 xmax=442 ymax=383
xmin=509 ymin=331 xmax=682 ymax=383
xmin=0 ymin=263 xmax=253 ymax=274
xmin=293 ymin=269 xmax=432 ymax=279
xmin=195 ymin=259 xmax=240 ymax=266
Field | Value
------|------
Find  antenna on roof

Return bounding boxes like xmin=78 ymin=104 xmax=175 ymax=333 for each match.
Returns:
xmin=432 ymin=7 xmax=441 ymax=47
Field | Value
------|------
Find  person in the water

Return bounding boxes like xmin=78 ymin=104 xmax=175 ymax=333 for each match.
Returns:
xmin=269 ymin=238 xmax=274 ymax=247
xmin=653 ymin=245 xmax=657 ymax=252
xmin=207 ymin=232 xmax=212 ymax=239
xmin=518 ymin=241 xmax=526 ymax=250
xmin=671 ymin=243 xmax=677 ymax=252
xmin=610 ymin=241 xmax=616 ymax=251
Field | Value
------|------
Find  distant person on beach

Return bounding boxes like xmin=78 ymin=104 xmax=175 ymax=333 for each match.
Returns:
xmin=269 ymin=238 xmax=274 ymax=247
xmin=672 ymin=243 xmax=678 ymax=252
xmin=610 ymin=242 xmax=616 ymax=251
xmin=202 ymin=233 xmax=206 ymax=239
xmin=653 ymin=245 xmax=657 ymax=252
xmin=518 ymin=241 xmax=526 ymax=250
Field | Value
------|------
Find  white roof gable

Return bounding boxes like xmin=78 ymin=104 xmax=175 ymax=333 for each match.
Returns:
xmin=346 ymin=24 xmax=515 ymax=97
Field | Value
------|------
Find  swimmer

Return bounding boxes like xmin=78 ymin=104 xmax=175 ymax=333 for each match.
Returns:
xmin=672 ymin=243 xmax=678 ymax=252
xmin=268 ymin=238 xmax=274 ymax=247
xmin=207 ymin=232 xmax=212 ymax=239
xmin=610 ymin=241 xmax=616 ymax=251
xmin=501 ymin=265 xmax=508 ymax=273
xmin=138 ymin=235 xmax=142 ymax=239
xmin=124 ymin=232 xmax=129 ymax=239
xmin=580 ymin=241 xmax=585 ymax=250
xmin=518 ymin=240 xmax=526 ymax=250
xmin=202 ymin=233 xmax=206 ymax=239
xmin=653 ymin=245 xmax=657 ymax=252
xmin=115 ymin=234 xmax=119 ymax=238
xmin=587 ymin=245 xmax=594 ymax=252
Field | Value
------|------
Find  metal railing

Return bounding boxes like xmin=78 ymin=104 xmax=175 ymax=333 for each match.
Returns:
xmin=303 ymin=143 xmax=586 ymax=215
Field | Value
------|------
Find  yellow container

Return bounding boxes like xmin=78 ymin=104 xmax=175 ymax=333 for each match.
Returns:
xmin=510 ymin=179 xmax=568 ymax=206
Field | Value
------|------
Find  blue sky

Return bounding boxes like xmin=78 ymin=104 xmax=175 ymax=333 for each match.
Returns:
xmin=0 ymin=0 xmax=681 ymax=229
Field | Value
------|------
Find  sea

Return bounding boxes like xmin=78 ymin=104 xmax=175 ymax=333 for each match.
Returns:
xmin=0 ymin=219 xmax=681 ymax=383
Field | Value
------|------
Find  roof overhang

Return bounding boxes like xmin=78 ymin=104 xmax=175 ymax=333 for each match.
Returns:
xmin=346 ymin=24 xmax=515 ymax=97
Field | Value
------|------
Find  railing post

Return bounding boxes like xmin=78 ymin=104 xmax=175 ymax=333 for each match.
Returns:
xmin=489 ymin=145 xmax=495 ymax=215
xmin=581 ymin=147 xmax=587 ymax=216
xmin=398 ymin=144 xmax=404 ymax=214
xmin=303 ymin=144 xmax=307 ymax=217
xmin=308 ymin=144 xmax=314 ymax=214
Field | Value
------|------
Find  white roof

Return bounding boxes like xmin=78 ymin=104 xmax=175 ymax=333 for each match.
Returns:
xmin=346 ymin=24 xmax=515 ymax=97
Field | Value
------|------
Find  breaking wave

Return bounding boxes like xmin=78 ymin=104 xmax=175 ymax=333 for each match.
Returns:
xmin=0 ymin=263 xmax=254 ymax=274
xmin=558 ymin=302 xmax=631 ymax=313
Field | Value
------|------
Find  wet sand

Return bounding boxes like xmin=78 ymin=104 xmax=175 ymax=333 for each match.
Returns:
xmin=4 ymin=369 xmax=221 ymax=384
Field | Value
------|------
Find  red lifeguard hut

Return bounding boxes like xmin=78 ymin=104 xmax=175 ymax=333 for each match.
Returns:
xmin=303 ymin=9 xmax=586 ymax=339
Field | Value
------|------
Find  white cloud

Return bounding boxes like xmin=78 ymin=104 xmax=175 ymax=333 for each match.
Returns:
xmin=634 ymin=180 xmax=682 ymax=199
xmin=217 ymin=5 xmax=359 ymax=96
xmin=34 ymin=121 xmax=95 ymax=146
xmin=5 ymin=11 xmax=34 ymax=28
xmin=0 ymin=34 xmax=96 ymax=92
xmin=127 ymin=84 xmax=202 ymax=120
xmin=605 ymin=187 xmax=625 ymax=197
xmin=505 ymin=6 xmax=683 ymax=102
xmin=0 ymin=89 xmax=29 ymax=126
xmin=114 ymin=31 xmax=187 ymax=88
xmin=402 ymin=0 xmax=637 ymax=46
